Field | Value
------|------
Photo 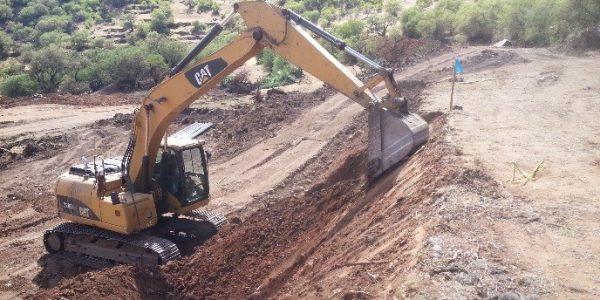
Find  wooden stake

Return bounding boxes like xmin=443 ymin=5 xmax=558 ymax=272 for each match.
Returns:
xmin=449 ymin=70 xmax=457 ymax=111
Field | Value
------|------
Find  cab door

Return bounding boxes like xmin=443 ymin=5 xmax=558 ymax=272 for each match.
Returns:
xmin=179 ymin=146 xmax=209 ymax=206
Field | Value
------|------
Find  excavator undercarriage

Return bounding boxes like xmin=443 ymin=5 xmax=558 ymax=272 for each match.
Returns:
xmin=44 ymin=210 xmax=226 ymax=268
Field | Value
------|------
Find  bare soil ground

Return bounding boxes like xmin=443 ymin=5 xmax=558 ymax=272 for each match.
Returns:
xmin=1 ymin=46 xmax=599 ymax=300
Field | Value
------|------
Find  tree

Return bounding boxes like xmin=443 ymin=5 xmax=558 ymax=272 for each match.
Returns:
xmin=107 ymin=46 xmax=150 ymax=89
xmin=29 ymin=46 xmax=70 ymax=93
xmin=367 ymin=15 xmax=392 ymax=37
xmin=566 ymin=0 xmax=600 ymax=29
xmin=0 ymin=30 xmax=14 ymax=58
xmin=18 ymin=2 xmax=49 ymax=25
xmin=0 ymin=3 xmax=12 ymax=23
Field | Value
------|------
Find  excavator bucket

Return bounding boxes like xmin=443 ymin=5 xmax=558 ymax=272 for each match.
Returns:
xmin=367 ymin=107 xmax=429 ymax=179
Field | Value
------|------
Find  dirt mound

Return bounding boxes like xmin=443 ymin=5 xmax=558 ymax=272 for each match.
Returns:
xmin=92 ymin=112 xmax=134 ymax=130
xmin=86 ymin=87 xmax=334 ymax=164
xmin=0 ymin=134 xmax=69 ymax=170
xmin=33 ymin=266 xmax=170 ymax=300
xmin=419 ymin=49 xmax=526 ymax=82
xmin=182 ymin=87 xmax=334 ymax=162
xmin=378 ymin=37 xmax=450 ymax=68
xmin=0 ymin=92 xmax=141 ymax=108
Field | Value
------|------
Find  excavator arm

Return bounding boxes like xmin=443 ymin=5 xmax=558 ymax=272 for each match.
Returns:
xmin=125 ymin=1 xmax=428 ymax=192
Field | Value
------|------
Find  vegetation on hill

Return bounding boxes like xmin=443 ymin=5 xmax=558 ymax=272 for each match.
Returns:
xmin=0 ymin=0 xmax=599 ymax=97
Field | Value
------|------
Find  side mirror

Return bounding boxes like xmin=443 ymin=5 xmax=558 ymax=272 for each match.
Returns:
xmin=205 ymin=150 xmax=212 ymax=160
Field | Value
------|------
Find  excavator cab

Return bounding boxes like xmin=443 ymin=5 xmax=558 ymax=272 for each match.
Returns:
xmin=155 ymin=138 xmax=209 ymax=210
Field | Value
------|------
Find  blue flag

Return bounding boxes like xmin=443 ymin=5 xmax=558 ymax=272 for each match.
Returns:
xmin=454 ymin=57 xmax=464 ymax=74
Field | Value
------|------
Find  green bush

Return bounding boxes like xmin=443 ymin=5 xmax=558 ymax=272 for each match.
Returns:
xmin=8 ymin=23 xmax=39 ymax=43
xmin=149 ymin=4 xmax=173 ymax=34
xmin=367 ymin=15 xmax=393 ymax=37
xmin=416 ymin=0 xmax=432 ymax=10
xmin=70 ymin=30 xmax=90 ymax=51
xmin=334 ymin=19 xmax=365 ymax=48
xmin=259 ymin=53 xmax=302 ymax=88
xmin=455 ymin=1 xmax=501 ymax=43
xmin=0 ymin=74 xmax=39 ymax=97
xmin=18 ymin=2 xmax=49 ymax=25
xmin=191 ymin=20 xmax=205 ymax=35
xmin=129 ymin=22 xmax=150 ymax=43
xmin=416 ymin=6 xmax=456 ymax=41
xmin=320 ymin=6 xmax=336 ymax=26
xmin=106 ymin=46 xmax=150 ymax=89
xmin=500 ymin=0 xmax=561 ymax=46
xmin=0 ymin=58 xmax=23 ymax=79
xmin=38 ymin=31 xmax=71 ymax=47
xmin=284 ymin=0 xmax=304 ymax=13
xmin=303 ymin=10 xmax=320 ymax=23
xmin=196 ymin=0 xmax=218 ymax=13
xmin=146 ymin=53 xmax=168 ymax=84
xmin=142 ymin=32 xmax=188 ymax=67
xmin=35 ymin=15 xmax=73 ymax=33
xmin=384 ymin=0 xmax=402 ymax=17
xmin=566 ymin=0 xmax=600 ymax=29
xmin=59 ymin=74 xmax=90 ymax=94
xmin=401 ymin=7 xmax=423 ymax=38
xmin=122 ymin=13 xmax=135 ymax=31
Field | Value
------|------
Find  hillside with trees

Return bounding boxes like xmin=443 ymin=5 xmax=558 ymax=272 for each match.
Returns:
xmin=0 ymin=0 xmax=599 ymax=97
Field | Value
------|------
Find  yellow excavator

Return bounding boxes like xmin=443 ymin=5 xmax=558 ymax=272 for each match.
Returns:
xmin=44 ymin=1 xmax=428 ymax=267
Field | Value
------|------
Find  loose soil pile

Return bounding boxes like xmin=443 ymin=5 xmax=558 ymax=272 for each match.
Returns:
xmin=378 ymin=37 xmax=450 ymax=68
xmin=0 ymin=134 xmax=68 ymax=170
xmin=91 ymin=87 xmax=335 ymax=163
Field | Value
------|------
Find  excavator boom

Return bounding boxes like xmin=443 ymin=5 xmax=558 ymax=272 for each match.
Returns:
xmin=125 ymin=1 xmax=428 ymax=191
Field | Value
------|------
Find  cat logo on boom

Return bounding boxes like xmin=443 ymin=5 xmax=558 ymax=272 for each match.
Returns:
xmin=185 ymin=58 xmax=228 ymax=88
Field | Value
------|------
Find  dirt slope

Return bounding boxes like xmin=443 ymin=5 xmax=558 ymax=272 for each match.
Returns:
xmin=422 ymin=48 xmax=600 ymax=298
xmin=3 ymin=46 xmax=600 ymax=299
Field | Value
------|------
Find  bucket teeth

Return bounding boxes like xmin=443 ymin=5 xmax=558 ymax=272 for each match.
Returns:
xmin=367 ymin=107 xmax=429 ymax=179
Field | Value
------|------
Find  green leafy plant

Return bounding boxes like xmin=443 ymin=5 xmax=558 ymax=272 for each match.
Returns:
xmin=0 ymin=74 xmax=38 ymax=97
